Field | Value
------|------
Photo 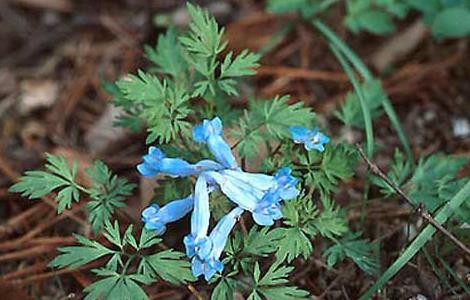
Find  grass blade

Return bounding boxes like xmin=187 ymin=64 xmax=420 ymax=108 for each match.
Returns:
xmin=360 ymin=180 xmax=470 ymax=299
xmin=313 ymin=19 xmax=413 ymax=162
xmin=329 ymin=44 xmax=374 ymax=158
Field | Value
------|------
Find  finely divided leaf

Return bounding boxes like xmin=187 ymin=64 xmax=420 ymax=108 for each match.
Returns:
xmin=145 ymin=27 xmax=188 ymax=78
xmin=335 ymin=79 xmax=386 ymax=128
xmin=84 ymin=269 xmax=152 ymax=300
xmin=250 ymin=263 xmax=309 ymax=300
xmin=9 ymin=153 xmax=82 ymax=213
xmin=49 ymin=234 xmax=114 ymax=269
xmin=116 ymin=70 xmax=166 ymax=103
xmin=211 ymin=278 xmax=236 ymax=300
xmin=231 ymin=96 xmax=315 ymax=158
xmin=243 ymin=226 xmax=281 ymax=257
xmin=272 ymin=227 xmax=313 ymax=263
xmin=324 ymin=232 xmax=379 ymax=275
xmin=180 ymin=3 xmax=226 ymax=57
xmin=138 ymin=249 xmax=195 ymax=285
xmin=85 ymin=161 xmax=135 ymax=233
xmin=312 ymin=198 xmax=348 ymax=238
xmin=220 ymin=50 xmax=260 ymax=78
xmin=298 ymin=143 xmax=357 ymax=197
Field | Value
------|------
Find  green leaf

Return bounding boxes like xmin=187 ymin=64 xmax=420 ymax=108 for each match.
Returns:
xmin=85 ymin=161 xmax=135 ymax=233
xmin=266 ymin=0 xmax=309 ymax=13
xmin=221 ymin=50 xmax=260 ymax=78
xmin=48 ymin=234 xmax=114 ymax=269
xmin=324 ymin=232 xmax=379 ymax=275
xmin=281 ymin=193 xmax=318 ymax=231
xmin=138 ymin=228 xmax=161 ymax=250
xmin=105 ymin=80 xmax=143 ymax=132
xmin=243 ymin=226 xmax=281 ymax=256
xmin=231 ymin=96 xmax=315 ymax=159
xmin=431 ymin=7 xmax=470 ymax=38
xmin=9 ymin=153 xmax=82 ymax=214
xmin=84 ymin=269 xmax=151 ymax=300
xmin=312 ymin=198 xmax=348 ymax=238
xmin=335 ymin=79 xmax=386 ymax=129
xmin=346 ymin=10 xmax=396 ymax=35
xmin=116 ymin=70 xmax=166 ymax=103
xmin=116 ymin=70 xmax=191 ymax=144
xmin=138 ymin=249 xmax=195 ymax=285
xmin=408 ymin=153 xmax=468 ymax=211
xmin=371 ymin=148 xmax=411 ymax=196
xmin=273 ymin=227 xmax=313 ymax=263
xmin=212 ymin=278 xmax=236 ymax=300
xmin=251 ymin=263 xmax=309 ymax=300
xmin=298 ymin=143 xmax=357 ymax=197
xmin=144 ymin=27 xmax=188 ymax=78
xmin=103 ymin=220 xmax=124 ymax=249
xmin=144 ymin=84 xmax=191 ymax=144
xmin=179 ymin=3 xmax=227 ymax=57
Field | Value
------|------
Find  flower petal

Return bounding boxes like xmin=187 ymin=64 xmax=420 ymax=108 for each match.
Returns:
xmin=191 ymin=176 xmax=210 ymax=239
xmin=193 ymin=117 xmax=238 ymax=169
xmin=141 ymin=196 xmax=194 ymax=236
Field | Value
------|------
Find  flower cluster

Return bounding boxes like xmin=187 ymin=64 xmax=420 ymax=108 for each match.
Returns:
xmin=138 ymin=117 xmax=329 ymax=280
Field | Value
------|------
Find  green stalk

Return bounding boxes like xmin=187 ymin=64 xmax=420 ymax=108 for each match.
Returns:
xmin=312 ymin=20 xmax=372 ymax=80
xmin=329 ymin=44 xmax=374 ymax=158
xmin=312 ymin=19 xmax=413 ymax=162
xmin=360 ymin=180 xmax=470 ymax=300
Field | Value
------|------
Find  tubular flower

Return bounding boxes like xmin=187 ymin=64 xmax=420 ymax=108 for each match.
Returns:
xmin=203 ymin=167 xmax=300 ymax=226
xmin=184 ymin=176 xmax=212 ymax=259
xmin=141 ymin=195 xmax=194 ymax=235
xmin=289 ymin=126 xmax=330 ymax=152
xmin=137 ymin=146 xmax=223 ymax=177
xmin=193 ymin=117 xmax=238 ymax=169
xmin=191 ymin=207 xmax=244 ymax=280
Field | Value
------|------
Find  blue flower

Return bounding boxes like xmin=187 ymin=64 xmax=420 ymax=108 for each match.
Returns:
xmin=191 ymin=207 xmax=243 ymax=281
xmin=289 ymin=126 xmax=330 ymax=152
xmin=193 ymin=117 xmax=238 ymax=169
xmin=141 ymin=195 xmax=194 ymax=235
xmin=252 ymin=200 xmax=283 ymax=226
xmin=203 ymin=168 xmax=299 ymax=226
xmin=273 ymin=167 xmax=300 ymax=200
xmin=251 ymin=167 xmax=300 ymax=225
xmin=137 ymin=146 xmax=223 ymax=177
xmin=184 ymin=176 xmax=212 ymax=259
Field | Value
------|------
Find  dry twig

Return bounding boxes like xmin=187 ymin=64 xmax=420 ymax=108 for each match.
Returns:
xmin=356 ymin=144 xmax=470 ymax=256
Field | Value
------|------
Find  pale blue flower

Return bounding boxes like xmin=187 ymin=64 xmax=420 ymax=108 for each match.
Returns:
xmin=289 ymin=126 xmax=330 ymax=152
xmin=191 ymin=207 xmax=244 ymax=281
xmin=222 ymin=169 xmax=275 ymax=191
xmin=251 ymin=167 xmax=300 ymax=225
xmin=193 ymin=117 xmax=238 ymax=169
xmin=203 ymin=167 xmax=299 ymax=226
xmin=141 ymin=195 xmax=194 ymax=235
xmin=137 ymin=146 xmax=223 ymax=177
xmin=184 ymin=176 xmax=212 ymax=259
xmin=273 ymin=167 xmax=300 ymax=200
